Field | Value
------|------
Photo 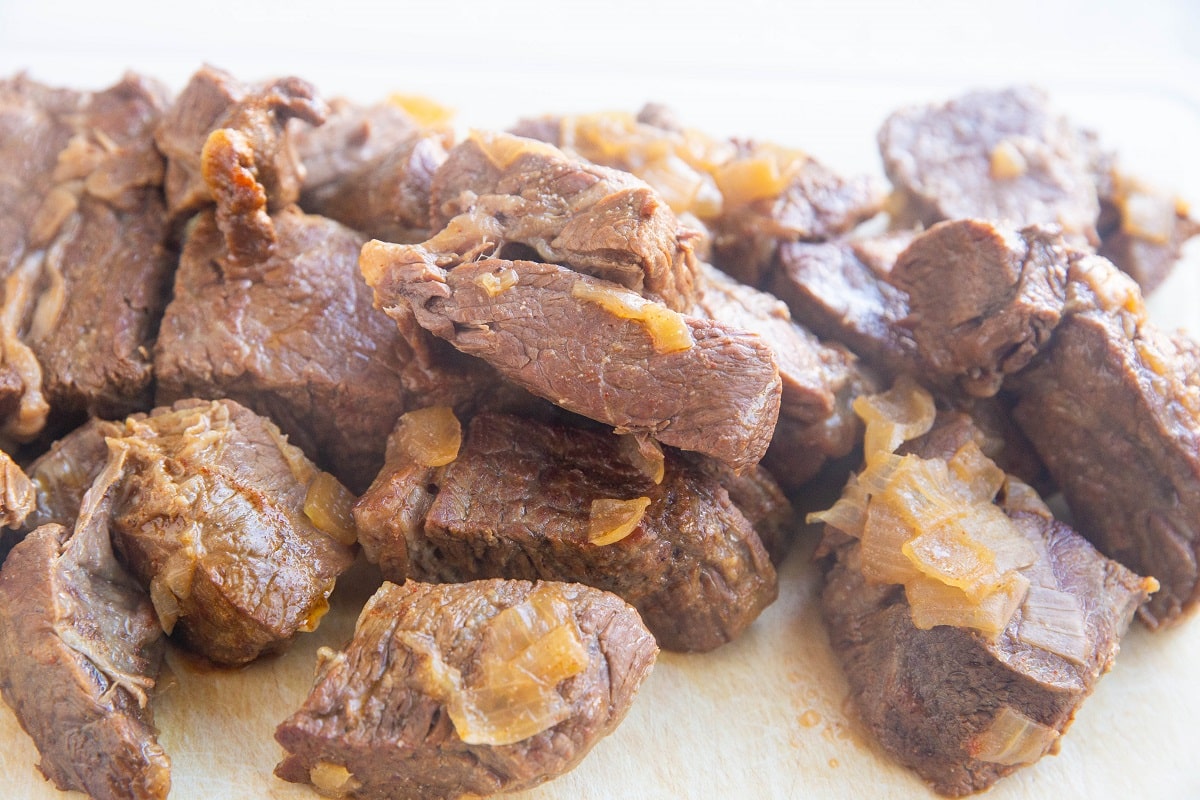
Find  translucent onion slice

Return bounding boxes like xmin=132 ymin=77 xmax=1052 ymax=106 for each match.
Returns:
xmin=447 ymin=588 xmax=589 ymax=747
xmin=571 ymin=280 xmax=694 ymax=353
xmin=969 ymin=706 xmax=1061 ymax=766
xmin=1017 ymin=585 xmax=1089 ymax=665
xmin=309 ymin=762 xmax=362 ymax=798
xmin=859 ymin=500 xmax=923 ymax=586
xmin=853 ymin=375 xmax=936 ymax=460
xmin=806 ymin=473 xmax=868 ymax=538
xmin=304 ymin=471 xmax=358 ymax=546
xmin=588 ymin=497 xmax=651 ymax=546
xmin=947 ymin=441 xmax=1006 ymax=504
xmin=906 ymin=572 xmax=1030 ymax=637
xmin=395 ymin=406 xmax=462 ymax=467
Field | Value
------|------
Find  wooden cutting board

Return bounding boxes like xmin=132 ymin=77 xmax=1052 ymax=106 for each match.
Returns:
xmin=2 ymin=87 xmax=1199 ymax=800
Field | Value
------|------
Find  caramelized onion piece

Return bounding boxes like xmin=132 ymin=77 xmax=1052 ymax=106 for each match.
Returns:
xmin=309 ymin=762 xmax=362 ymax=798
xmin=304 ymin=472 xmax=358 ymax=546
xmin=446 ymin=586 xmax=589 ymax=746
xmin=588 ymin=497 xmax=652 ymax=546
xmin=969 ymin=706 xmax=1061 ymax=766
xmin=570 ymin=280 xmax=694 ymax=353
xmin=474 ymin=264 xmax=519 ymax=296
xmin=396 ymin=406 xmax=462 ymax=467
xmin=618 ymin=434 xmax=665 ymax=484
xmin=852 ymin=375 xmax=936 ymax=461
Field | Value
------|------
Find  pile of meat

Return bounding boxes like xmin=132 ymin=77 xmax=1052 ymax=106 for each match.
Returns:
xmin=0 ymin=67 xmax=1195 ymax=800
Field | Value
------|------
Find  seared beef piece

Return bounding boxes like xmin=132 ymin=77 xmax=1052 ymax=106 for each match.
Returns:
xmin=0 ymin=450 xmax=33 ymax=530
xmin=1010 ymin=256 xmax=1200 ymax=627
xmin=889 ymin=219 xmax=1071 ymax=397
xmin=302 ymin=132 xmax=449 ymax=242
xmin=353 ymin=412 xmax=780 ymax=652
xmin=293 ymin=98 xmax=422 ymax=199
xmin=1096 ymin=175 xmax=1200 ymax=293
xmin=155 ymin=207 xmax=491 ymax=492
xmin=708 ymin=145 xmax=886 ymax=287
xmin=429 ymin=131 xmax=699 ymax=311
xmin=682 ymin=452 xmax=796 ymax=564
xmin=155 ymin=65 xmax=326 ymax=261
xmin=275 ymin=579 xmax=658 ymax=800
xmin=771 ymin=232 xmax=917 ymax=378
xmin=878 ymin=87 xmax=1101 ymax=246
xmin=106 ymin=399 xmax=357 ymax=665
xmin=155 ymin=65 xmax=246 ymax=222
xmin=0 ymin=449 xmax=170 ymax=800
xmin=20 ymin=417 xmax=118 ymax=533
xmin=820 ymin=510 xmax=1150 ymax=797
xmin=693 ymin=262 xmax=874 ymax=488
xmin=923 ymin=399 xmax=1053 ymax=496
xmin=0 ymin=73 xmax=173 ymax=440
xmin=361 ymin=246 xmax=782 ymax=471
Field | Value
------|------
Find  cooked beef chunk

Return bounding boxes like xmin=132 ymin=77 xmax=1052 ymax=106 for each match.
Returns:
xmin=293 ymin=98 xmax=423 ymax=201
xmin=1010 ymin=256 xmax=1200 ymax=627
xmin=890 ymin=219 xmax=1070 ymax=397
xmin=301 ymin=132 xmax=448 ymax=242
xmin=708 ymin=144 xmax=886 ymax=286
xmin=878 ymin=86 xmax=1102 ymax=246
xmin=509 ymin=110 xmax=883 ymax=288
xmin=274 ymin=579 xmax=658 ymax=800
xmin=361 ymin=246 xmax=782 ymax=471
xmin=106 ymin=399 xmax=357 ymax=665
xmin=155 ymin=65 xmax=325 ymax=261
xmin=771 ymin=233 xmax=917 ymax=377
xmin=155 ymin=207 xmax=490 ymax=492
xmin=354 ymin=411 xmax=780 ymax=651
xmin=0 ymin=73 xmax=173 ymax=440
xmin=20 ymin=416 xmax=117 ymax=532
xmin=693 ymin=261 xmax=874 ymax=488
xmin=893 ymin=216 xmax=1200 ymax=626
xmin=1096 ymin=173 xmax=1200 ymax=293
xmin=429 ymin=131 xmax=699 ymax=311
xmin=820 ymin=510 xmax=1151 ymax=796
xmin=0 ymin=449 xmax=169 ymax=800
xmin=683 ymin=451 xmax=796 ymax=564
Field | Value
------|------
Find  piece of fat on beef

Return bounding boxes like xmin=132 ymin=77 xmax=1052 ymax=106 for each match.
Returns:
xmin=0 ymin=446 xmax=169 ymax=800
xmin=105 ymin=398 xmax=357 ymax=666
xmin=360 ymin=246 xmax=782 ymax=472
xmin=820 ymin=514 xmax=1150 ymax=796
xmin=770 ymin=232 xmax=918 ymax=379
xmin=878 ymin=86 xmax=1102 ymax=247
xmin=0 ymin=73 xmax=174 ymax=441
xmin=154 ymin=206 xmax=493 ymax=492
xmin=1009 ymin=255 xmax=1200 ymax=627
xmin=429 ymin=130 xmax=700 ymax=311
xmin=692 ymin=261 xmax=876 ymax=489
xmin=293 ymin=98 xmax=452 ymax=242
xmin=889 ymin=219 xmax=1071 ymax=398
xmin=353 ymin=411 xmax=782 ymax=652
xmin=274 ymin=579 xmax=658 ymax=800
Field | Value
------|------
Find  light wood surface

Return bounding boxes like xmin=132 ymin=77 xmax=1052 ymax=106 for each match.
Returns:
xmin=1 ymin=77 xmax=1198 ymax=800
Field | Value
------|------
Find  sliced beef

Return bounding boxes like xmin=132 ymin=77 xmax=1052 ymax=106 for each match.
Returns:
xmin=301 ymin=132 xmax=448 ymax=242
xmin=707 ymin=142 xmax=886 ymax=287
xmin=821 ymin=512 xmax=1151 ymax=796
xmin=275 ymin=579 xmax=658 ymax=800
xmin=1010 ymin=256 xmax=1200 ymax=627
xmin=155 ymin=206 xmax=491 ymax=491
xmin=428 ymin=131 xmax=699 ymax=311
xmin=353 ymin=411 xmax=781 ymax=652
xmin=0 ymin=73 xmax=174 ymax=440
xmin=693 ymin=262 xmax=874 ymax=488
xmin=293 ymin=98 xmax=422 ymax=200
xmin=106 ymin=399 xmax=357 ymax=665
xmin=771 ymin=233 xmax=918 ymax=378
xmin=0 ymin=448 xmax=169 ymax=800
xmin=889 ymin=219 xmax=1070 ymax=397
xmin=361 ymin=246 xmax=782 ymax=471
xmin=878 ymin=86 xmax=1102 ymax=246
xmin=21 ymin=416 xmax=118 ymax=532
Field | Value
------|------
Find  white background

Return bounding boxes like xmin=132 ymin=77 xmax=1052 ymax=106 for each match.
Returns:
xmin=2 ymin=3 xmax=1199 ymax=799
